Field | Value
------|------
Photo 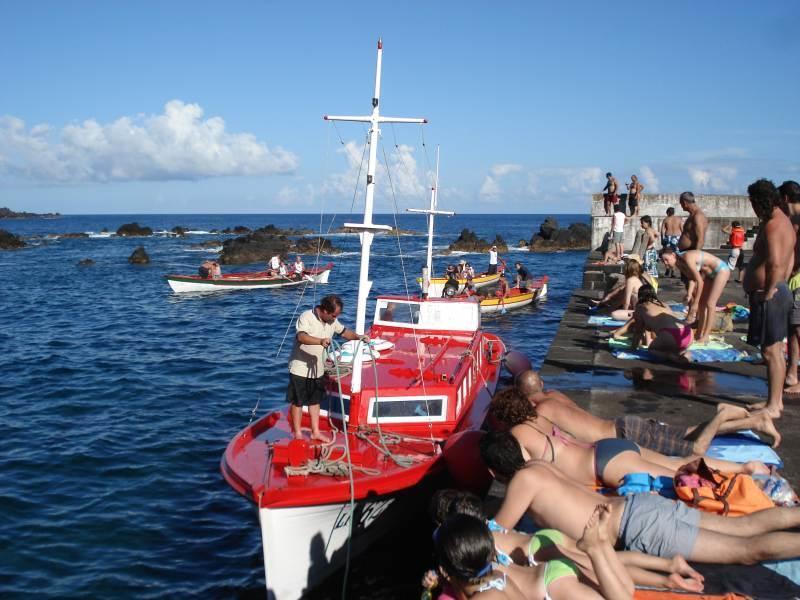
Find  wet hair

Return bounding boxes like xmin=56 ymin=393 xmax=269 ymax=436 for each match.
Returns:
xmin=637 ymin=283 xmax=665 ymax=307
xmin=624 ymin=259 xmax=643 ymax=279
xmin=679 ymin=191 xmax=695 ymax=204
xmin=606 ymin=172 xmax=612 ymax=178
xmin=479 ymin=431 xmax=526 ymax=480
xmin=666 ymin=207 xmax=675 ymax=216
xmin=434 ymin=514 xmax=495 ymax=584
xmin=732 ymin=221 xmax=741 ymax=228
xmin=430 ymin=489 xmax=485 ymax=525
xmin=490 ymin=387 xmax=537 ymax=427
xmin=319 ymin=294 xmax=343 ymax=313
xmin=640 ymin=215 xmax=652 ymax=226
xmin=748 ymin=178 xmax=785 ymax=218
xmin=779 ymin=180 xmax=800 ymax=205
xmin=515 ymin=370 xmax=543 ymax=396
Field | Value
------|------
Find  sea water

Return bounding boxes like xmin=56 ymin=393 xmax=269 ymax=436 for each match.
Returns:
xmin=0 ymin=213 xmax=588 ymax=598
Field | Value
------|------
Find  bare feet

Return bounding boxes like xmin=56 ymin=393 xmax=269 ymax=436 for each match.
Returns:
xmin=576 ymin=504 xmax=610 ymax=553
xmin=667 ymin=572 xmax=705 ymax=593
xmin=293 ymin=432 xmax=304 ymax=440
xmin=310 ymin=431 xmax=332 ymax=443
xmin=716 ymin=402 xmax=750 ymax=419
xmin=754 ymin=411 xmax=783 ymax=448
xmin=743 ymin=460 xmax=770 ymax=476
xmin=748 ymin=405 xmax=783 ymax=419
xmin=747 ymin=401 xmax=766 ymax=411
xmin=784 ymin=382 xmax=800 ymax=395
xmin=669 ymin=555 xmax=704 ymax=583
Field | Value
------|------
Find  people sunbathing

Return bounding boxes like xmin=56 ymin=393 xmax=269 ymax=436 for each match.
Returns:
xmin=589 ymin=258 xmax=656 ymax=319
xmin=487 ymin=387 xmax=768 ymax=489
xmin=514 ymin=369 xmax=781 ymax=451
xmin=480 ymin=432 xmax=800 ymax=564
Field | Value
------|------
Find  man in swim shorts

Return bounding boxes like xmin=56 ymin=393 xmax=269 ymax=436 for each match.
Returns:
xmin=744 ymin=179 xmax=796 ymax=418
xmin=603 ymin=172 xmax=619 ymax=215
xmin=480 ymin=432 xmax=800 ymax=564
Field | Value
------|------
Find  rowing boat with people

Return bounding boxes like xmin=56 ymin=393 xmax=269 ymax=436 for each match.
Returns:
xmin=164 ymin=263 xmax=332 ymax=293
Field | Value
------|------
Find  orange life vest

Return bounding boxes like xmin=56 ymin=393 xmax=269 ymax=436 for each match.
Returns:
xmin=729 ymin=227 xmax=745 ymax=248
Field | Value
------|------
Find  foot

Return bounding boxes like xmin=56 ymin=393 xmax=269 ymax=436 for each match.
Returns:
xmin=695 ymin=336 xmax=710 ymax=345
xmin=754 ymin=411 xmax=783 ymax=448
xmin=669 ymin=555 xmax=704 ymax=582
xmin=667 ymin=573 xmax=705 ymax=593
xmin=749 ymin=405 xmax=783 ymax=419
xmin=576 ymin=504 xmax=609 ymax=553
xmin=293 ymin=432 xmax=304 ymax=440
xmin=743 ymin=460 xmax=770 ymax=476
xmin=785 ymin=375 xmax=799 ymax=389
xmin=676 ymin=351 xmax=692 ymax=364
xmin=716 ymin=402 xmax=750 ymax=420
xmin=310 ymin=432 xmax=332 ymax=443
xmin=784 ymin=381 xmax=800 ymax=394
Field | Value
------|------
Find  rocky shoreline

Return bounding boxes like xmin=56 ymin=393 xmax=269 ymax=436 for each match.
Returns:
xmin=0 ymin=207 xmax=61 ymax=219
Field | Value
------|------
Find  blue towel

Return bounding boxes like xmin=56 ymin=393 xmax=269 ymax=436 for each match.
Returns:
xmin=611 ymin=347 xmax=749 ymax=362
xmin=706 ymin=430 xmax=783 ymax=468
xmin=588 ymin=315 xmax=627 ymax=327
xmin=763 ymin=559 xmax=800 ymax=585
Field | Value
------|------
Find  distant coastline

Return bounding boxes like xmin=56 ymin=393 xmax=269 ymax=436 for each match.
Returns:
xmin=0 ymin=207 xmax=61 ymax=219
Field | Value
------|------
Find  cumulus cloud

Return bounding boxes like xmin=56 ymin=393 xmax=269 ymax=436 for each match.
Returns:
xmin=639 ymin=166 xmax=660 ymax=193
xmin=490 ymin=163 xmax=523 ymax=177
xmin=688 ymin=166 xmax=737 ymax=191
xmin=479 ymin=163 xmax=524 ymax=201
xmin=0 ymin=100 xmax=298 ymax=183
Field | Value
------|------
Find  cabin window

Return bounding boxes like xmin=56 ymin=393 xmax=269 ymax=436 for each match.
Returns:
xmin=318 ymin=393 xmax=351 ymax=421
xmin=376 ymin=301 xmax=420 ymax=325
xmin=367 ymin=395 xmax=446 ymax=423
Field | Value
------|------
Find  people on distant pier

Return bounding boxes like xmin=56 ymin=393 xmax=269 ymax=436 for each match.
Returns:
xmin=744 ymin=179 xmax=796 ymax=419
xmin=639 ymin=216 xmax=659 ymax=278
xmin=603 ymin=172 xmax=620 ymax=216
xmin=488 ymin=244 xmax=499 ymax=274
xmin=660 ymin=207 xmax=683 ymax=277
xmin=512 ymin=369 xmax=780 ymax=454
xmin=480 ymin=432 xmax=800 ymax=567
xmin=721 ymin=221 xmax=745 ymax=275
xmin=611 ymin=206 xmax=627 ymax=260
xmin=780 ymin=181 xmax=800 ymax=396
xmin=677 ymin=192 xmax=708 ymax=253
xmin=286 ymin=294 xmax=362 ymax=442
xmin=625 ymin=175 xmax=644 ymax=217
xmin=660 ymin=247 xmax=730 ymax=344
xmin=589 ymin=256 xmax=656 ymax=317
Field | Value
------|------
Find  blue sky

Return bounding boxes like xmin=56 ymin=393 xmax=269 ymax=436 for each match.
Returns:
xmin=1 ymin=1 xmax=798 ymax=214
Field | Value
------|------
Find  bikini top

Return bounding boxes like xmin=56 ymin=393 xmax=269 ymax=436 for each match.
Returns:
xmin=523 ymin=421 xmax=594 ymax=463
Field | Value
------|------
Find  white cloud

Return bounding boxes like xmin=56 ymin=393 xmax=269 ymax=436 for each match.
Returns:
xmin=479 ymin=175 xmax=502 ymax=199
xmin=688 ymin=166 xmax=737 ymax=191
xmin=490 ymin=163 xmax=523 ymax=177
xmin=639 ymin=166 xmax=660 ymax=193
xmin=0 ymin=100 xmax=298 ymax=183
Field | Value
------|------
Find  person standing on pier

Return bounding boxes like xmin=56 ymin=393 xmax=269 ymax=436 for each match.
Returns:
xmin=660 ymin=207 xmax=683 ymax=277
xmin=286 ymin=294 xmax=362 ymax=442
xmin=611 ymin=206 xmax=627 ymax=260
xmin=778 ymin=181 xmax=800 ymax=396
xmin=603 ymin=172 xmax=620 ymax=215
xmin=744 ymin=179 xmax=795 ymax=419
xmin=626 ymin=175 xmax=644 ymax=217
xmin=677 ymin=192 xmax=707 ymax=252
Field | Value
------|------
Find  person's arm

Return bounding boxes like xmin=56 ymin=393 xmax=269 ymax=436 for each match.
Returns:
xmin=764 ymin=219 xmax=786 ymax=300
xmin=721 ymin=224 xmax=732 ymax=234
xmin=341 ymin=328 xmax=363 ymax=342
xmin=493 ymin=470 xmax=538 ymax=530
xmin=621 ymin=278 xmax=636 ymax=310
xmin=660 ymin=220 xmax=667 ymax=237
xmin=612 ymin=317 xmax=635 ymax=339
xmin=297 ymin=331 xmax=330 ymax=348
xmin=694 ymin=213 xmax=707 ymax=249
xmin=681 ymin=254 xmax=703 ymax=317
xmin=639 ymin=183 xmax=645 ymax=195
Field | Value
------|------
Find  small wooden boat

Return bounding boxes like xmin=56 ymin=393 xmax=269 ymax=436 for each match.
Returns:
xmin=477 ymin=276 xmax=548 ymax=314
xmin=423 ymin=270 xmax=502 ymax=297
xmin=165 ymin=263 xmax=332 ymax=293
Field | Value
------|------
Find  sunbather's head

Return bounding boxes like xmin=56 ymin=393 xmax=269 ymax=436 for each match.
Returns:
xmin=430 ymin=489 xmax=485 ymax=525
xmin=434 ymin=514 xmax=495 ymax=585
xmin=659 ymin=247 xmax=677 ymax=269
xmin=479 ymin=430 xmax=526 ymax=481
xmin=624 ymin=258 xmax=643 ymax=279
xmin=637 ymin=283 xmax=662 ymax=306
xmin=515 ymin=369 xmax=543 ymax=396
xmin=490 ymin=387 xmax=536 ymax=427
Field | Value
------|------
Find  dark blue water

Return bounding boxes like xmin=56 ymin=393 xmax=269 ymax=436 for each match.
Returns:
xmin=0 ymin=213 xmax=588 ymax=598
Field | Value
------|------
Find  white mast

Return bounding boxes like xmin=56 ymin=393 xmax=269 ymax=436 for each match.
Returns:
xmin=407 ymin=146 xmax=454 ymax=286
xmin=324 ymin=39 xmax=426 ymax=394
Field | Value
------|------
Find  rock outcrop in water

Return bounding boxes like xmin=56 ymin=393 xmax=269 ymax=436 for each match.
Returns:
xmin=0 ymin=229 xmax=26 ymax=249
xmin=525 ymin=218 xmax=590 ymax=252
xmin=219 ymin=225 xmax=341 ymax=265
xmin=447 ymin=229 xmax=508 ymax=254
xmin=117 ymin=222 xmax=153 ymax=237
xmin=0 ymin=207 xmax=61 ymax=219
xmin=77 ymin=258 xmax=95 ymax=266
xmin=190 ymin=240 xmax=223 ymax=249
xmin=128 ymin=246 xmax=150 ymax=264
xmin=171 ymin=226 xmax=188 ymax=237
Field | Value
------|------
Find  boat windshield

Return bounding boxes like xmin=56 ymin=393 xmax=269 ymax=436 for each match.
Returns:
xmin=373 ymin=298 xmax=479 ymax=332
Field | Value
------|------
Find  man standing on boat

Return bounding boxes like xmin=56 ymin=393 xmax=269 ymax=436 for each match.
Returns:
xmin=287 ymin=294 xmax=362 ymax=442
xmin=488 ymin=245 xmax=499 ymax=274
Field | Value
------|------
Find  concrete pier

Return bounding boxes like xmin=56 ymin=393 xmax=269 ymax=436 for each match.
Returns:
xmin=591 ymin=193 xmax=759 ymax=252
xmin=541 ymin=250 xmax=800 ymax=488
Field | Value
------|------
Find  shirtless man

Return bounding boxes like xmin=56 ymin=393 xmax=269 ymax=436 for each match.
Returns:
xmin=612 ymin=284 xmax=692 ymax=363
xmin=677 ymin=192 xmax=707 ymax=252
xmin=480 ymin=431 xmax=800 ymax=564
xmin=626 ymin=175 xmax=644 ymax=217
xmin=744 ymin=179 xmax=796 ymax=418
xmin=513 ymin=370 xmax=781 ymax=454
xmin=603 ymin=172 xmax=620 ymax=216
xmin=488 ymin=387 xmax=766 ymax=490
xmin=660 ymin=207 xmax=683 ymax=277
xmin=781 ymin=182 xmax=800 ymax=394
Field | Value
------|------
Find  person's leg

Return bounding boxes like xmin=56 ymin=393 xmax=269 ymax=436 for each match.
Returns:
xmin=786 ymin=331 xmax=800 ymax=390
xmin=684 ymin=404 xmax=782 ymax=451
xmin=307 ymin=404 xmax=330 ymax=442
xmin=763 ymin=339 xmax=786 ymax=418
xmin=575 ymin=505 xmax=635 ymax=599
xmin=289 ymin=404 xmax=304 ymax=439
xmin=697 ymin=504 xmax=800 ymax=537
xmin=698 ymin=271 xmax=729 ymax=344
xmin=688 ymin=527 xmax=800 ymax=564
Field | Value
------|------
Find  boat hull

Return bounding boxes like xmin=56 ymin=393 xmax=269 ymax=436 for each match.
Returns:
xmin=424 ymin=272 xmax=500 ymax=297
xmin=165 ymin=265 xmax=332 ymax=293
xmin=259 ymin=476 xmax=439 ymax=600
xmin=479 ymin=282 xmax=548 ymax=314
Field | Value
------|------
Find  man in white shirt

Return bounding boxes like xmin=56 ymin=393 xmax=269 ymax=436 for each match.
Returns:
xmin=488 ymin=245 xmax=498 ymax=274
xmin=268 ymin=254 xmax=281 ymax=274
xmin=612 ymin=207 xmax=627 ymax=260
xmin=293 ymin=255 xmax=305 ymax=278
xmin=287 ymin=295 xmax=361 ymax=441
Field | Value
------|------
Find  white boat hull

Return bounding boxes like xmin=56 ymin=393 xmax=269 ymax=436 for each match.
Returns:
xmin=166 ymin=269 xmax=330 ymax=293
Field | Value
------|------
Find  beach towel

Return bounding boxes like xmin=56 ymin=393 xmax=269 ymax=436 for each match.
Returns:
xmin=608 ymin=337 xmax=734 ymax=351
xmin=763 ymin=559 xmax=800 ymax=586
xmin=611 ymin=347 xmax=750 ymax=363
xmin=588 ymin=315 xmax=627 ymax=327
xmin=706 ymin=431 xmax=783 ymax=468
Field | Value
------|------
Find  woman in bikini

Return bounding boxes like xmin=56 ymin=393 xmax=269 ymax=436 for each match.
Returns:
xmin=432 ymin=510 xmax=633 ymax=600
xmin=488 ymin=386 xmax=767 ymax=490
xmin=426 ymin=489 xmax=704 ymax=596
xmin=660 ymin=247 xmax=731 ymax=345
xmin=589 ymin=258 xmax=656 ymax=318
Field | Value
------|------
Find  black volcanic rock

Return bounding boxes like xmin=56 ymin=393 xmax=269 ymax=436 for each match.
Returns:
xmin=77 ymin=258 xmax=95 ymax=266
xmin=190 ymin=239 xmax=223 ymax=249
xmin=60 ymin=232 xmax=90 ymax=238
xmin=529 ymin=220 xmax=590 ymax=252
xmin=171 ymin=226 xmax=188 ymax=236
xmin=0 ymin=229 xmax=25 ymax=249
xmin=221 ymin=225 xmax=252 ymax=235
xmin=117 ymin=222 xmax=153 ymax=237
xmin=128 ymin=246 xmax=150 ymax=264
xmin=219 ymin=225 xmax=341 ymax=265
xmin=0 ymin=207 xmax=61 ymax=219
xmin=447 ymin=229 xmax=508 ymax=254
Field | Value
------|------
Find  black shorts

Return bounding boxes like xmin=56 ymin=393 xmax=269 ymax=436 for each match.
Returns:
xmin=488 ymin=264 xmax=497 ymax=274
xmin=629 ymin=198 xmax=638 ymax=209
xmin=747 ymin=282 xmax=792 ymax=348
xmin=286 ymin=373 xmax=325 ymax=407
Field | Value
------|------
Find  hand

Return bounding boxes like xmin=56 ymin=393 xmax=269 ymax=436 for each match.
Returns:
xmin=360 ymin=335 xmax=371 ymax=344
xmin=320 ymin=338 xmax=331 ymax=348
xmin=421 ymin=569 xmax=439 ymax=590
xmin=765 ymin=287 xmax=777 ymax=301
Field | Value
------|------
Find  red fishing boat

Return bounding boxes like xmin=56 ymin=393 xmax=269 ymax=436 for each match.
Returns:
xmin=221 ymin=40 xmax=508 ymax=599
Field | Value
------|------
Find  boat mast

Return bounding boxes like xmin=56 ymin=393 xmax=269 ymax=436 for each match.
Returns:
xmin=407 ymin=146 xmax=454 ymax=287
xmin=324 ymin=39 xmax=426 ymax=394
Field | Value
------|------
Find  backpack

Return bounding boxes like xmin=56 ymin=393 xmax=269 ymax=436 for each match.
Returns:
xmin=674 ymin=458 xmax=773 ymax=517
xmin=729 ymin=227 xmax=745 ymax=248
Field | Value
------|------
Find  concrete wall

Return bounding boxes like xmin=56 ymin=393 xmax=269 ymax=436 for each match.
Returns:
xmin=590 ymin=193 xmax=759 ymax=252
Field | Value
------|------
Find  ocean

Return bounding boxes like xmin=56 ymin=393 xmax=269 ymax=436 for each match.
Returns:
xmin=0 ymin=212 xmax=589 ymax=598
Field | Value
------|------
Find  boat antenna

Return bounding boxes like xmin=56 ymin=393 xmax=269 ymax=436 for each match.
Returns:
xmin=406 ymin=145 xmax=454 ymax=292
xmin=324 ymin=38 xmax=426 ymax=394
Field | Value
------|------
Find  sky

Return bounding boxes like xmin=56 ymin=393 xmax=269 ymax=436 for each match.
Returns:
xmin=1 ymin=1 xmax=798 ymax=214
